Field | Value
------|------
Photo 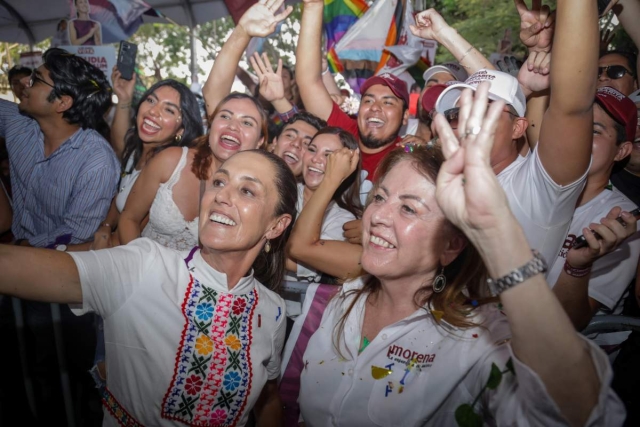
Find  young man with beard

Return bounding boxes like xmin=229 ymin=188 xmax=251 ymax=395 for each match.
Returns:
xmin=296 ymin=1 xmax=495 ymax=209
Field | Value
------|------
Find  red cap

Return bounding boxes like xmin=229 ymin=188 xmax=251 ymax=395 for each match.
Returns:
xmin=421 ymin=84 xmax=448 ymax=115
xmin=360 ymin=72 xmax=410 ymax=106
xmin=596 ymin=87 xmax=637 ymax=142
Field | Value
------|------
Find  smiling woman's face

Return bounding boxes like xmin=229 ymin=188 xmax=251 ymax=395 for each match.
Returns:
xmin=361 ymin=160 xmax=453 ymax=282
xmin=208 ymin=98 xmax=264 ymax=163
xmin=199 ymin=151 xmax=280 ymax=253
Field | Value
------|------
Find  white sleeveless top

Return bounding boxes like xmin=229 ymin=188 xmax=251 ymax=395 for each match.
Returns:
xmin=115 ymin=155 xmax=142 ymax=213
xmin=141 ymin=147 xmax=199 ymax=251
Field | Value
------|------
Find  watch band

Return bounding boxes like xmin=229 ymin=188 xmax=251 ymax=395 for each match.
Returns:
xmin=487 ymin=250 xmax=548 ymax=296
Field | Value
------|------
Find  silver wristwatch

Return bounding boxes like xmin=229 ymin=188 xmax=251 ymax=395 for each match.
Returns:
xmin=487 ymin=250 xmax=547 ymax=296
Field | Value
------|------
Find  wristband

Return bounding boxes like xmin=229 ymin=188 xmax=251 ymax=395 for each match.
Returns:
xmin=563 ymin=260 xmax=592 ymax=278
xmin=118 ymin=103 xmax=132 ymax=109
xmin=322 ymin=68 xmax=330 ymax=75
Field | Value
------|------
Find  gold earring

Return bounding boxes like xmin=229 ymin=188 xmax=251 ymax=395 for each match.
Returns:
xmin=264 ymin=240 xmax=271 ymax=253
xmin=175 ymin=134 xmax=182 ymax=142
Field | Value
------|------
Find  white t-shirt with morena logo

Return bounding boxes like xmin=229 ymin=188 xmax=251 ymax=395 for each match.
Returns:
xmin=297 ymin=278 xmax=622 ymax=426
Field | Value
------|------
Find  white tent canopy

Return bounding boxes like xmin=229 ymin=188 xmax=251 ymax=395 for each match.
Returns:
xmin=0 ymin=0 xmax=253 ymax=47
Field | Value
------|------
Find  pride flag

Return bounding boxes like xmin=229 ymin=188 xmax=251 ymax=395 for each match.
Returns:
xmin=331 ymin=0 xmax=400 ymax=93
xmin=323 ymin=0 xmax=369 ymax=57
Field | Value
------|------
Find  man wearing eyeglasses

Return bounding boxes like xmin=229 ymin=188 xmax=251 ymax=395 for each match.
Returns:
xmin=0 ymin=48 xmax=118 ymax=424
xmin=598 ymin=51 xmax=638 ymax=96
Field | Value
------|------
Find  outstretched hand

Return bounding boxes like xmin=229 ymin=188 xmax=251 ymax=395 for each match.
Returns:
xmin=325 ymin=148 xmax=359 ymax=186
xmin=566 ymin=207 xmax=638 ymax=269
xmin=250 ymin=52 xmax=285 ymax=102
xmin=238 ymin=0 xmax=293 ymax=38
xmin=434 ymin=83 xmax=513 ymax=237
xmin=409 ymin=9 xmax=450 ymax=42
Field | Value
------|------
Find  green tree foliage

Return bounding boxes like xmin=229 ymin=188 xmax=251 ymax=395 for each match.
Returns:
xmin=428 ymin=0 xmax=557 ymax=63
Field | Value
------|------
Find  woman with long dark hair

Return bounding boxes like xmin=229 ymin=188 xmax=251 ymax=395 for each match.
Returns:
xmin=0 ymin=150 xmax=297 ymax=425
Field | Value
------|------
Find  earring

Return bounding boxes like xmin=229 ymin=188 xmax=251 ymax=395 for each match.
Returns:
xmin=433 ymin=267 xmax=447 ymax=293
xmin=264 ymin=240 xmax=271 ymax=253
xmin=175 ymin=134 xmax=182 ymax=142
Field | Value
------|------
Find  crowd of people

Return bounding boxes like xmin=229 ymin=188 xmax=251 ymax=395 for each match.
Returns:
xmin=1 ymin=0 xmax=640 ymax=425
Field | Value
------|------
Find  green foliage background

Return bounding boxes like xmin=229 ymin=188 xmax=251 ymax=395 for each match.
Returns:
xmin=1 ymin=0 xmax=638 ymax=92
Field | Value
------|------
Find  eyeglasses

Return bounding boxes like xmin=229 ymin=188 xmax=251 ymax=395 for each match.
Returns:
xmin=598 ymin=65 xmax=634 ymax=80
xmin=28 ymin=70 xmax=55 ymax=89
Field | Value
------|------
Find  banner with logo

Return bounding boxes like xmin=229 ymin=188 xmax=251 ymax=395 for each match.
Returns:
xmin=59 ymin=45 xmax=117 ymax=83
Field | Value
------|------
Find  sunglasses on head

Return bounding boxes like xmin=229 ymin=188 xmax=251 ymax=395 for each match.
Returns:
xmin=598 ymin=65 xmax=634 ymax=80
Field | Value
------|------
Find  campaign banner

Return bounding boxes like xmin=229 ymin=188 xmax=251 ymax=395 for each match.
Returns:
xmin=66 ymin=0 xmax=149 ymax=45
xmin=59 ymin=45 xmax=117 ymax=83
xmin=19 ymin=51 xmax=44 ymax=69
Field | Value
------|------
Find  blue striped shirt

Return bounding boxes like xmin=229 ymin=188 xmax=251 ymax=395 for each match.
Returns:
xmin=0 ymin=100 xmax=119 ymax=247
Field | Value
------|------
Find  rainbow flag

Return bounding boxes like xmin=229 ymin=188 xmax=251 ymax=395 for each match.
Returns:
xmin=375 ymin=0 xmax=406 ymax=75
xmin=331 ymin=0 xmax=400 ymax=93
xmin=323 ymin=0 xmax=370 ymax=65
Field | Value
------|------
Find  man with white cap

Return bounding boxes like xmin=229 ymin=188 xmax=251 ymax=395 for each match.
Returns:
xmin=431 ymin=0 xmax=599 ymax=266
xmin=422 ymin=62 xmax=468 ymax=89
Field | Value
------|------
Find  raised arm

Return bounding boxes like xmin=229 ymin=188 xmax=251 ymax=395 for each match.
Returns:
xmin=535 ymin=0 xmax=599 ymax=185
xmin=251 ymin=52 xmax=294 ymax=114
xmin=117 ymin=147 xmax=180 ymax=245
xmin=203 ymin=0 xmax=293 ymax=116
xmin=286 ymin=149 xmax=364 ymax=281
xmin=0 ymin=245 xmax=81 ymax=304
xmin=553 ymin=207 xmax=638 ymax=330
xmin=295 ymin=0 xmax=335 ymax=121
xmin=410 ymin=9 xmax=494 ymax=75
xmin=110 ymin=66 xmax=137 ymax=158
xmin=435 ymin=83 xmax=601 ymax=426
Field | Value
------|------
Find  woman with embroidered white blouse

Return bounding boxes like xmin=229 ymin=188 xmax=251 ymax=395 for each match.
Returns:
xmin=294 ymin=84 xmax=625 ymax=426
xmin=0 ymin=150 xmax=296 ymax=427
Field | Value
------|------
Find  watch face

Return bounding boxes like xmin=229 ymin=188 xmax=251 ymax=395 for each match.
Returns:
xmin=56 ymin=244 xmax=67 ymax=252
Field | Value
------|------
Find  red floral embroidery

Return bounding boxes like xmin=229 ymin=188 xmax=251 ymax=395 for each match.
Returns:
xmin=232 ymin=297 xmax=247 ymax=316
xmin=185 ymin=375 xmax=203 ymax=396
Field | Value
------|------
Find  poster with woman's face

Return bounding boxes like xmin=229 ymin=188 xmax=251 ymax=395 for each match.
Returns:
xmin=68 ymin=0 xmax=103 ymax=46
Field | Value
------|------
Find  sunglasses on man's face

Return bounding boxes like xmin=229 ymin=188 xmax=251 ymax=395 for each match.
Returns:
xmin=439 ymin=105 xmax=518 ymax=129
xmin=598 ymin=65 xmax=634 ymax=80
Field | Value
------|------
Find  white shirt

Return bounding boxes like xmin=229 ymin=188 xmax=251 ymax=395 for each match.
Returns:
xmin=546 ymin=188 xmax=640 ymax=347
xmin=69 ymin=239 xmax=286 ymax=427
xmin=298 ymin=278 xmax=623 ymax=427
xmin=497 ymin=146 xmax=588 ymax=266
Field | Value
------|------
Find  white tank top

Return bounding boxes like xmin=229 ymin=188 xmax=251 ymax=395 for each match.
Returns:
xmin=141 ymin=147 xmax=199 ymax=251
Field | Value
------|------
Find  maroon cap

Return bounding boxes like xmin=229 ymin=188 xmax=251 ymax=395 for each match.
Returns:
xmin=421 ymin=84 xmax=448 ymax=115
xmin=596 ymin=86 xmax=637 ymax=142
xmin=360 ymin=72 xmax=410 ymax=106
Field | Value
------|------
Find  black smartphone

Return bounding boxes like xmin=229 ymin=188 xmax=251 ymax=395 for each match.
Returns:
xmin=597 ymin=0 xmax=611 ymax=16
xmin=117 ymin=41 xmax=138 ymax=81
xmin=572 ymin=208 xmax=640 ymax=249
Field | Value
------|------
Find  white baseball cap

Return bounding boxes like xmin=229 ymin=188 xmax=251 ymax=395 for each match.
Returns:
xmin=422 ymin=62 xmax=468 ymax=84
xmin=435 ymin=69 xmax=527 ymax=117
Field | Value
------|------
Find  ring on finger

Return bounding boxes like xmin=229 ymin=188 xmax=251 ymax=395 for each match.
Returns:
xmin=465 ymin=126 xmax=482 ymax=138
